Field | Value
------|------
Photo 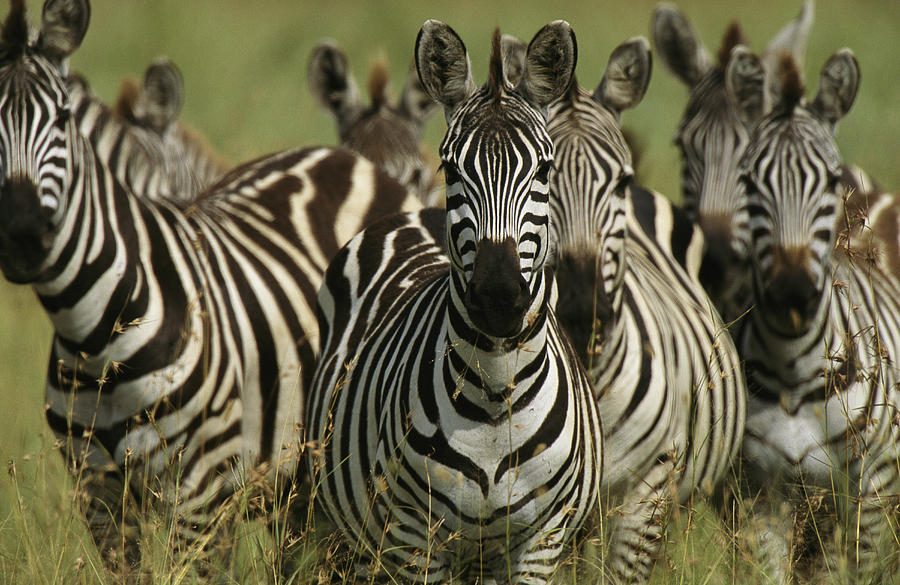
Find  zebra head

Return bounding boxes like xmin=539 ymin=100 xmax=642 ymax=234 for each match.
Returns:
xmin=309 ymin=40 xmax=440 ymax=205
xmin=734 ymin=50 xmax=859 ymax=335
xmin=505 ymin=33 xmax=649 ymax=362
xmin=0 ymin=0 xmax=88 ymax=283
xmin=653 ymin=1 xmax=813 ymax=311
xmin=416 ymin=20 xmax=575 ymax=339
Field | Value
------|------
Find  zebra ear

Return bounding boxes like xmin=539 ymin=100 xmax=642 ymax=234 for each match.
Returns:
xmin=810 ymin=49 xmax=859 ymax=128
xmin=415 ymin=20 xmax=475 ymax=114
xmin=651 ymin=2 xmax=712 ymax=87
xmin=725 ymin=46 xmax=767 ymax=127
xmin=137 ymin=57 xmax=184 ymax=135
xmin=37 ymin=0 xmax=90 ymax=65
xmin=398 ymin=62 xmax=438 ymax=126
xmin=500 ymin=33 xmax=527 ymax=87
xmin=517 ymin=20 xmax=577 ymax=109
xmin=763 ymin=0 xmax=814 ymax=101
xmin=594 ymin=36 xmax=652 ymax=119
xmin=308 ymin=39 xmax=363 ymax=123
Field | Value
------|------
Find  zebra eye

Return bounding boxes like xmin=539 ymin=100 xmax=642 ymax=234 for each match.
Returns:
xmin=615 ymin=174 xmax=633 ymax=193
xmin=441 ymin=162 xmax=461 ymax=185
xmin=534 ymin=161 xmax=554 ymax=184
xmin=55 ymin=107 xmax=71 ymax=127
xmin=740 ymin=175 xmax=758 ymax=196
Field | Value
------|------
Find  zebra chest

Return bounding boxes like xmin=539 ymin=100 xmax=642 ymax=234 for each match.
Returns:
xmin=394 ymin=364 xmax=572 ymax=531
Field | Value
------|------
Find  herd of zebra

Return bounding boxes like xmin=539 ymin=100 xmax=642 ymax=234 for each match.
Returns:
xmin=0 ymin=0 xmax=898 ymax=583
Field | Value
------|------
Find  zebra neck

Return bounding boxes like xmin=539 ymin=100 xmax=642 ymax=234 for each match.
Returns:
xmin=33 ymin=135 xmax=189 ymax=371
xmin=446 ymin=269 xmax=550 ymax=404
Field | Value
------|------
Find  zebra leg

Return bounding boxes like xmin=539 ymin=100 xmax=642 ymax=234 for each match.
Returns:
xmin=605 ymin=459 xmax=676 ymax=584
xmin=849 ymin=437 xmax=900 ymax=582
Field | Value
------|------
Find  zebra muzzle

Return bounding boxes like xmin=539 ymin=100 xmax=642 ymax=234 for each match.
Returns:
xmin=464 ymin=237 xmax=531 ymax=338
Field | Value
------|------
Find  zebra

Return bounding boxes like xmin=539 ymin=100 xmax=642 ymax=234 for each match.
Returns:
xmin=653 ymin=0 xmax=900 ymax=329
xmin=306 ymin=20 xmax=603 ymax=585
xmin=308 ymin=39 xmax=441 ymax=207
xmin=0 ymin=0 xmax=420 ymax=571
xmin=503 ymin=33 xmax=746 ymax=583
xmin=727 ymin=49 xmax=900 ymax=581
xmin=651 ymin=1 xmax=813 ymax=320
xmin=67 ymin=56 xmax=229 ymax=206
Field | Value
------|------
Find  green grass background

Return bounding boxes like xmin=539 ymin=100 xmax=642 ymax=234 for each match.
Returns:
xmin=1 ymin=0 xmax=899 ymax=583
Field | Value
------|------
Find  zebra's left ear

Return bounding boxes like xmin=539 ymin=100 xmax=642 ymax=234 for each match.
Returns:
xmin=416 ymin=20 xmax=476 ymax=116
xmin=517 ymin=20 xmax=577 ymax=109
xmin=809 ymin=49 xmax=859 ymax=129
xmin=725 ymin=46 xmax=767 ymax=128
xmin=593 ymin=36 xmax=652 ymax=120
xmin=37 ymin=0 xmax=90 ymax=65
xmin=135 ymin=58 xmax=184 ymax=135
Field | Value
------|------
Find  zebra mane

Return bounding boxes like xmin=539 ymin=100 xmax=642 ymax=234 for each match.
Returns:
xmin=367 ymin=57 xmax=390 ymax=110
xmin=113 ymin=76 xmax=142 ymax=123
xmin=1 ymin=0 xmax=29 ymax=55
xmin=717 ymin=22 xmax=748 ymax=70
xmin=488 ymin=27 xmax=504 ymax=103
xmin=776 ymin=53 xmax=804 ymax=111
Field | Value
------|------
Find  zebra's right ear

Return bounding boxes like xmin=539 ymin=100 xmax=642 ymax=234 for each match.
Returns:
xmin=725 ymin=46 xmax=767 ymax=128
xmin=399 ymin=62 xmax=438 ymax=127
xmin=594 ymin=36 xmax=652 ymax=119
xmin=136 ymin=58 xmax=184 ymax=135
xmin=809 ymin=49 xmax=859 ymax=128
xmin=415 ymin=20 xmax=475 ymax=115
xmin=308 ymin=40 xmax=363 ymax=123
xmin=651 ymin=2 xmax=712 ymax=87
xmin=37 ymin=0 xmax=90 ymax=66
xmin=500 ymin=34 xmax=527 ymax=87
xmin=517 ymin=20 xmax=577 ymax=109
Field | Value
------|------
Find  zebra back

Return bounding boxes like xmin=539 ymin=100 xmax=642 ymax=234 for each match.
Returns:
xmin=308 ymin=39 xmax=442 ymax=207
xmin=732 ymin=49 xmax=900 ymax=580
xmin=0 ymin=0 xmax=420 ymax=568
xmin=307 ymin=22 xmax=602 ymax=584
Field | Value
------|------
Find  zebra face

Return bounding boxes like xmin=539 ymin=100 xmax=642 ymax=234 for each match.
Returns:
xmin=416 ymin=20 xmax=575 ymax=338
xmin=741 ymin=111 xmax=845 ymax=334
xmin=441 ymin=93 xmax=555 ymax=338
xmin=737 ymin=50 xmax=859 ymax=335
xmin=0 ymin=0 xmax=89 ymax=282
xmin=542 ymin=35 xmax=651 ymax=362
xmin=674 ymin=71 xmax=754 ymax=307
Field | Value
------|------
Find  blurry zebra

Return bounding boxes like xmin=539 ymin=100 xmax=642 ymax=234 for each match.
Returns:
xmin=728 ymin=50 xmax=900 ymax=581
xmin=67 ymin=56 xmax=229 ymax=206
xmin=308 ymin=39 xmax=441 ymax=206
xmin=504 ymin=34 xmax=745 ymax=583
xmin=306 ymin=21 xmax=602 ymax=584
xmin=0 ymin=0 xmax=419 ymax=571
xmin=653 ymin=0 xmax=900 ymax=326
xmin=651 ymin=1 xmax=812 ymax=319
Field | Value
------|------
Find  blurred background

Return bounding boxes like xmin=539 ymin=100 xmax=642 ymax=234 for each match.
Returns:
xmin=0 ymin=0 xmax=898 ymax=580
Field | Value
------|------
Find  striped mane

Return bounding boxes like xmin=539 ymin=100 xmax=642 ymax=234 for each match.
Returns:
xmin=367 ymin=58 xmax=390 ymax=110
xmin=717 ymin=22 xmax=748 ymax=70
xmin=775 ymin=53 xmax=804 ymax=112
xmin=487 ymin=27 xmax=504 ymax=104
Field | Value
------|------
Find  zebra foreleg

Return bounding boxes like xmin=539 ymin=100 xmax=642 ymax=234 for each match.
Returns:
xmin=604 ymin=461 xmax=675 ymax=585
